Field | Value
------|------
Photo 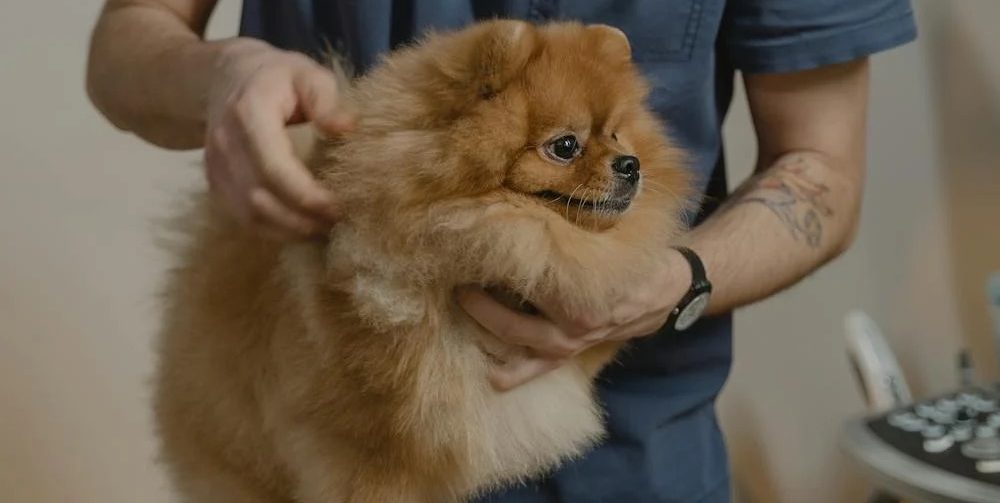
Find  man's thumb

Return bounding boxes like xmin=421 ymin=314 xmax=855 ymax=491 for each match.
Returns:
xmin=294 ymin=68 xmax=356 ymax=134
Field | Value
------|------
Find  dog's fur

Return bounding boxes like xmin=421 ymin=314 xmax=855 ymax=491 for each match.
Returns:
xmin=155 ymin=20 xmax=691 ymax=503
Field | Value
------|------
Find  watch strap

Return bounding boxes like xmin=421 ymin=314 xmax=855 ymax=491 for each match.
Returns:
xmin=671 ymin=246 xmax=707 ymax=286
xmin=664 ymin=246 xmax=712 ymax=333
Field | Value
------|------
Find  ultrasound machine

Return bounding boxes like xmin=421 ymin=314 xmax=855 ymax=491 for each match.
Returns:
xmin=840 ymin=273 xmax=1000 ymax=502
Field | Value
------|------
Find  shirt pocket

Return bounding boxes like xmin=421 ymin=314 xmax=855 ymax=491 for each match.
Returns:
xmin=575 ymin=0 xmax=707 ymax=63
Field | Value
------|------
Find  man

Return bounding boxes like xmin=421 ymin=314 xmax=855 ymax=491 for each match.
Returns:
xmin=86 ymin=1 xmax=916 ymax=501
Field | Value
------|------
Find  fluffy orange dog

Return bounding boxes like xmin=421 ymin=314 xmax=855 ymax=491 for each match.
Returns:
xmin=156 ymin=20 xmax=691 ymax=503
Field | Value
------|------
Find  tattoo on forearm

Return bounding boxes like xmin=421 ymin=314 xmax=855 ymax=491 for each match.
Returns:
xmin=732 ymin=156 xmax=834 ymax=248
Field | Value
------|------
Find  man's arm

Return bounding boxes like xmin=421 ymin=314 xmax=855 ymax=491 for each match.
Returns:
xmin=686 ymin=59 xmax=869 ymax=314
xmin=458 ymin=60 xmax=871 ymax=389
xmin=86 ymin=0 xmax=222 ymax=149
xmin=87 ymin=0 xmax=352 ymax=237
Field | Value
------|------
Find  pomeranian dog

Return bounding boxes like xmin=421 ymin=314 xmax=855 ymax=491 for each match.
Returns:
xmin=155 ymin=20 xmax=691 ymax=503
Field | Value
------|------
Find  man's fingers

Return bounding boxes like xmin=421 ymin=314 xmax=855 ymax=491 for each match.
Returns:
xmin=293 ymin=66 xmax=356 ymax=133
xmin=233 ymin=99 xmax=341 ymax=222
xmin=489 ymin=356 xmax=564 ymax=391
xmin=606 ymin=309 xmax=671 ymax=342
xmin=203 ymin=49 xmax=351 ymax=236
xmin=532 ymin=289 xmax=612 ymax=338
xmin=206 ymin=128 xmax=327 ymax=238
xmin=456 ymin=287 xmax=584 ymax=359
xmin=247 ymin=188 xmax=326 ymax=237
xmin=204 ymin=154 xmax=252 ymax=224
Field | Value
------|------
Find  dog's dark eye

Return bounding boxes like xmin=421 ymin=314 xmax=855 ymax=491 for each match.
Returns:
xmin=547 ymin=135 xmax=580 ymax=161
xmin=611 ymin=132 xmax=618 ymax=141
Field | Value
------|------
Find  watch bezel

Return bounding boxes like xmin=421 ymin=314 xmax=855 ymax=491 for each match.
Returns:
xmin=673 ymin=289 xmax=712 ymax=331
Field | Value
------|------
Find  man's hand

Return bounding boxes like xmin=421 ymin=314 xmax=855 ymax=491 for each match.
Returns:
xmin=456 ymin=249 xmax=692 ymax=390
xmin=87 ymin=0 xmax=355 ymax=239
xmin=204 ymin=41 xmax=355 ymax=239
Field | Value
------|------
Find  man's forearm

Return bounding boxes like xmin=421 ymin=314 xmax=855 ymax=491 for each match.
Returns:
xmin=87 ymin=0 xmax=252 ymax=149
xmin=683 ymin=151 xmax=863 ymax=315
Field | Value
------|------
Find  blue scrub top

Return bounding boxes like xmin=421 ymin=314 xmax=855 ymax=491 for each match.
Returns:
xmin=239 ymin=1 xmax=916 ymax=501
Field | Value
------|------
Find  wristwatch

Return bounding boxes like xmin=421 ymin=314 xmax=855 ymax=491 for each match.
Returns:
xmin=665 ymin=246 xmax=713 ymax=332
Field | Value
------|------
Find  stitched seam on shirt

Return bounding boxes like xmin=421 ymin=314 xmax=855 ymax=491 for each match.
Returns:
xmin=636 ymin=0 xmax=707 ymax=62
xmin=725 ymin=10 xmax=915 ymax=52
xmin=728 ymin=10 xmax=916 ymax=73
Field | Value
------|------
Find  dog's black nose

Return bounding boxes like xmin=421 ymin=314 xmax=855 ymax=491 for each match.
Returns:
xmin=612 ymin=155 xmax=640 ymax=182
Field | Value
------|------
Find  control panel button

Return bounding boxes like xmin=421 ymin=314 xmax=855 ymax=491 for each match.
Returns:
xmin=888 ymin=411 xmax=927 ymax=432
xmin=888 ymin=411 xmax=917 ymax=427
xmin=930 ymin=410 xmax=955 ymax=425
xmin=977 ymin=425 xmax=998 ymax=439
xmin=988 ymin=413 xmax=1000 ymax=429
xmin=916 ymin=404 xmax=937 ymax=418
xmin=952 ymin=424 xmax=974 ymax=442
xmin=977 ymin=459 xmax=1000 ymax=474
xmin=923 ymin=434 xmax=955 ymax=453
xmin=974 ymin=398 xmax=998 ymax=414
xmin=958 ymin=392 xmax=980 ymax=407
xmin=936 ymin=398 xmax=959 ymax=413
xmin=923 ymin=424 xmax=947 ymax=439
xmin=962 ymin=436 xmax=1000 ymax=460
xmin=900 ymin=417 xmax=928 ymax=432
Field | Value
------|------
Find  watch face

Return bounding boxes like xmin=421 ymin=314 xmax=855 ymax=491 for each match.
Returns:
xmin=674 ymin=292 xmax=711 ymax=331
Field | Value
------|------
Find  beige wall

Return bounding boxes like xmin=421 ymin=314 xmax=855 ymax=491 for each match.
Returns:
xmin=0 ymin=2 xmax=239 ymax=502
xmin=0 ymin=1 xmax=996 ymax=503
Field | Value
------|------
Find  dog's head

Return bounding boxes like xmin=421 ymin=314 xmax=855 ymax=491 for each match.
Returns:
xmin=318 ymin=20 xmax=689 ymax=233
xmin=470 ymin=22 xmax=667 ymax=230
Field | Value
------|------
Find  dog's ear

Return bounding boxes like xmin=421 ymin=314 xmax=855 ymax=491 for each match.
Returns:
xmin=586 ymin=24 xmax=631 ymax=63
xmin=471 ymin=20 xmax=537 ymax=98
xmin=435 ymin=20 xmax=538 ymax=99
